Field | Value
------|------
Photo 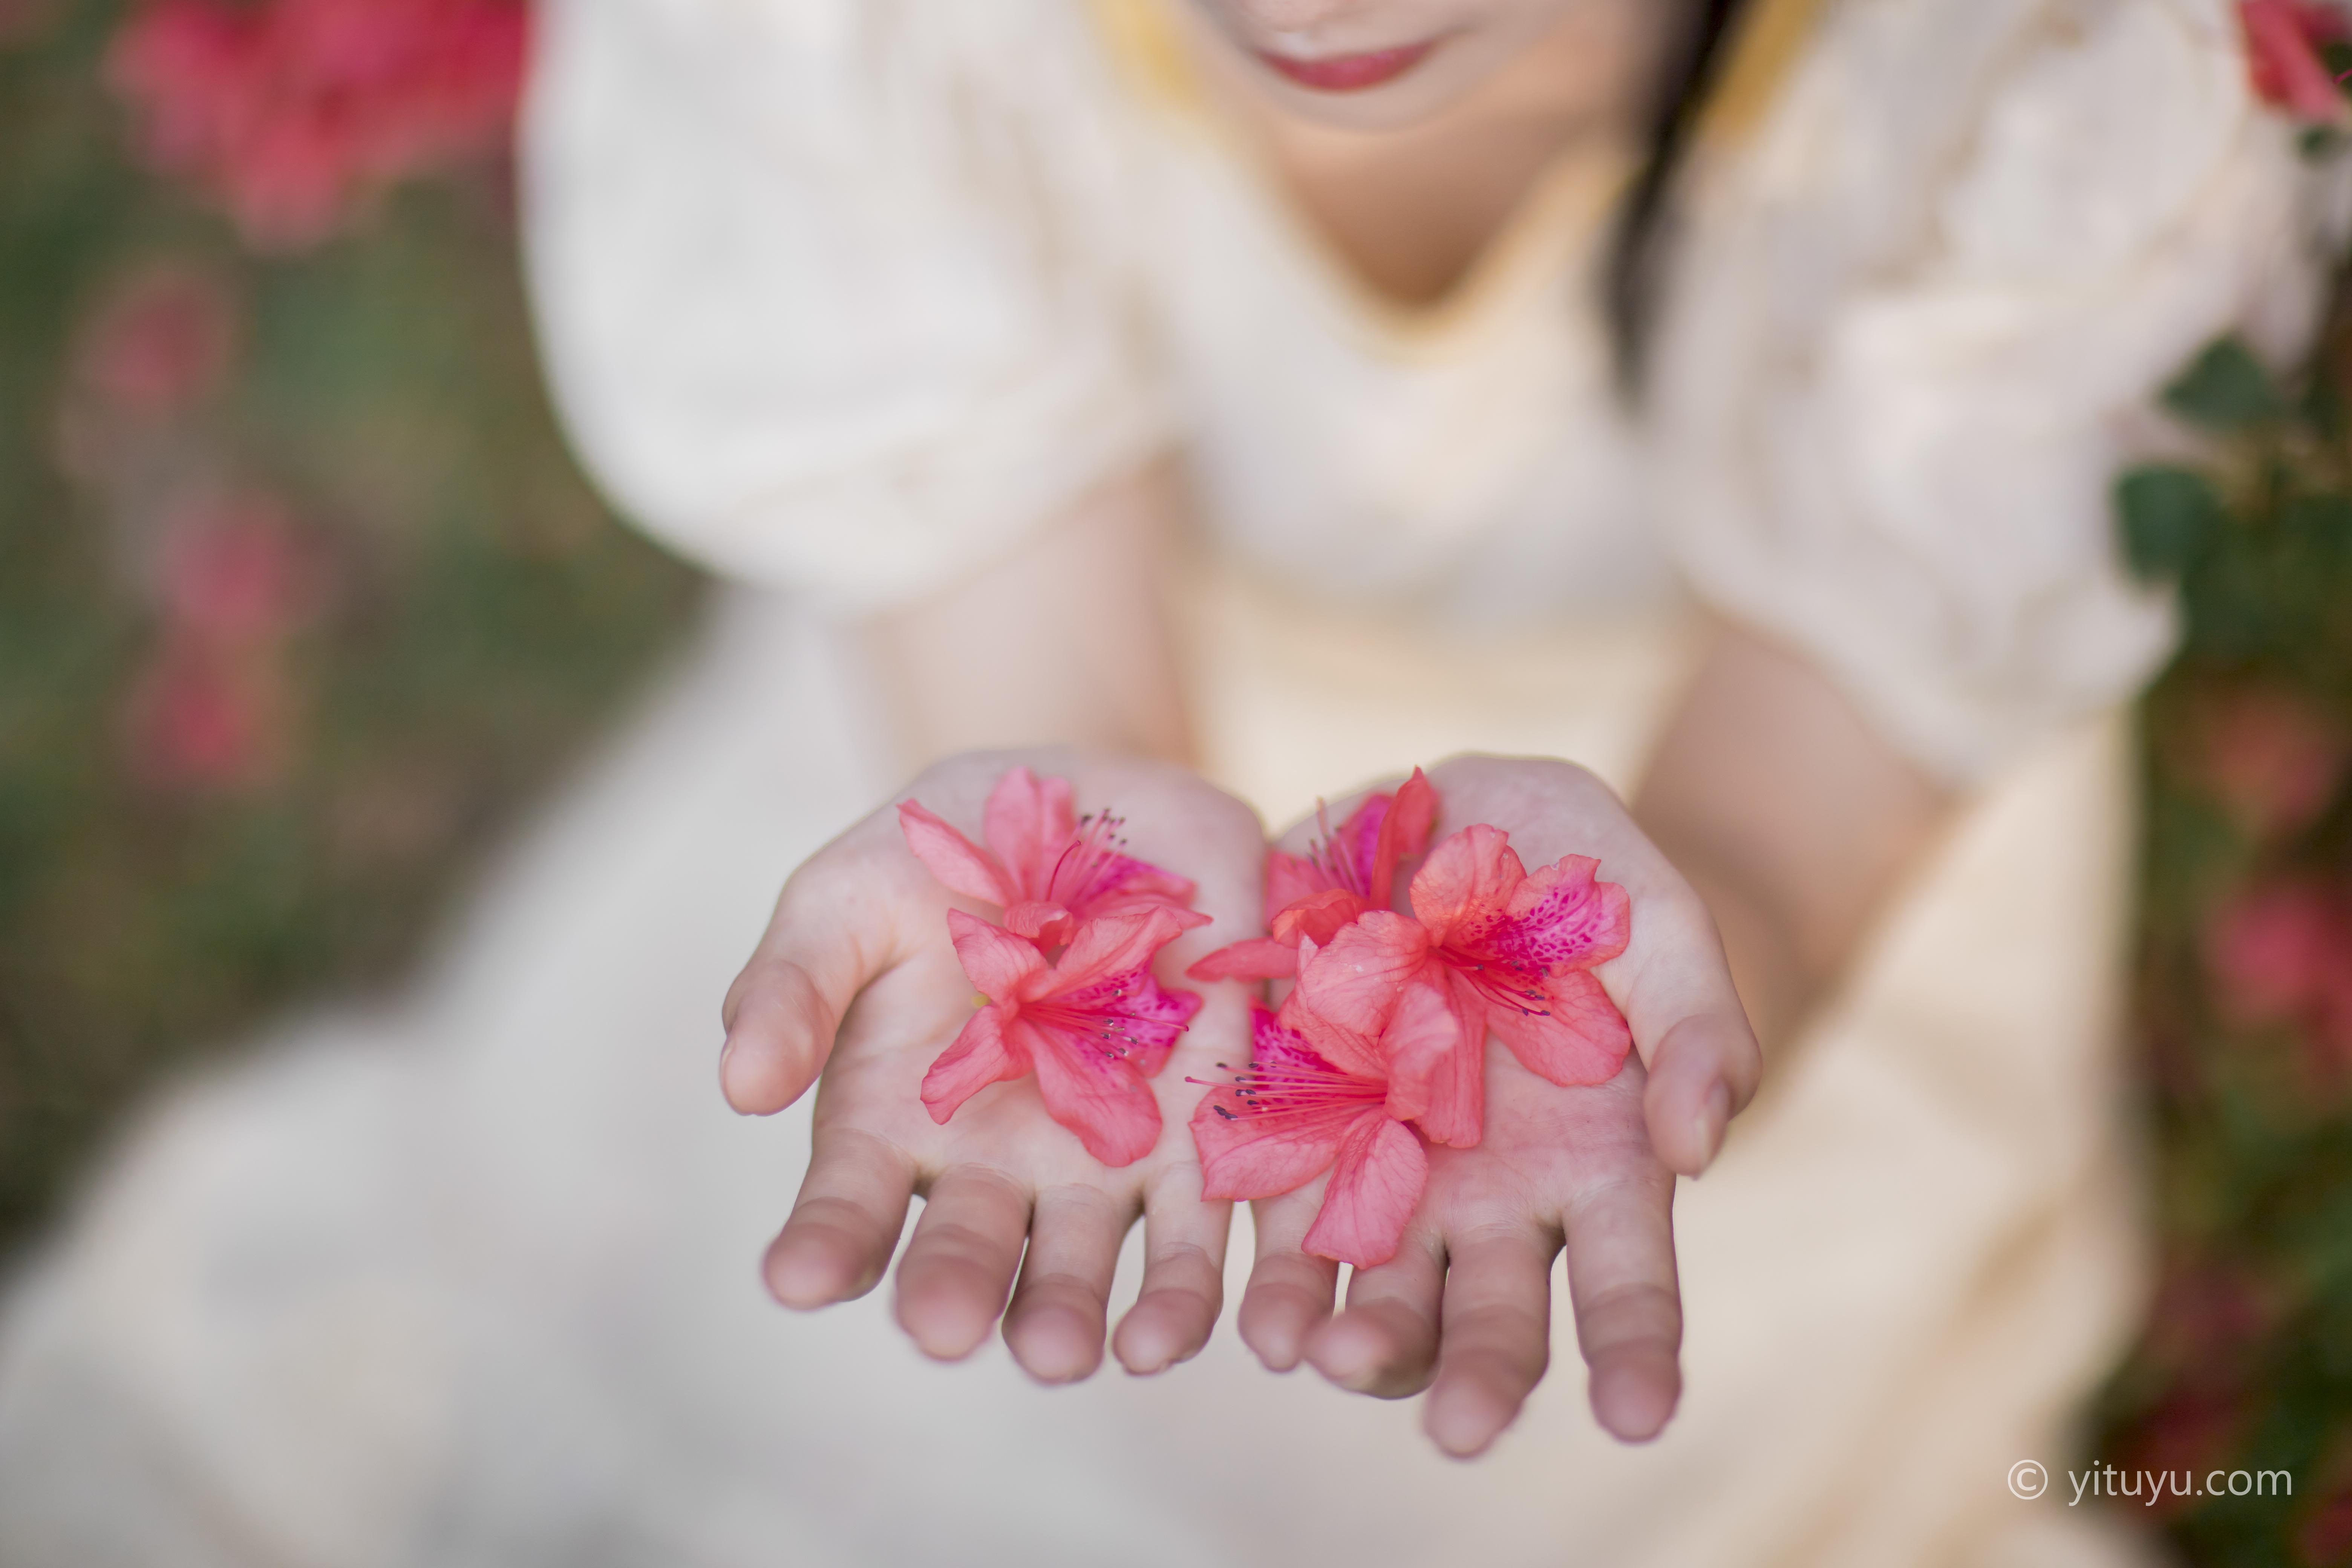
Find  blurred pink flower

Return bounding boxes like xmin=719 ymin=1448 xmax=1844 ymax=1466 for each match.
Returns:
xmin=2112 ymin=1389 xmax=2249 ymax=1518
xmin=2144 ymin=1260 xmax=2274 ymax=1375
xmin=2196 ymin=686 xmax=2349 ymax=839
xmin=107 ymin=0 xmax=527 ymax=250
xmin=73 ymin=264 xmax=237 ymax=418
xmin=2242 ymin=0 xmax=2352 ymax=121
xmin=122 ymin=633 xmax=286 ymax=790
xmin=2207 ymin=883 xmax=2342 ymax=1019
xmin=2205 ymin=880 xmax=2352 ymax=1075
xmin=121 ymin=489 xmax=321 ymax=795
xmin=157 ymin=491 xmax=318 ymax=643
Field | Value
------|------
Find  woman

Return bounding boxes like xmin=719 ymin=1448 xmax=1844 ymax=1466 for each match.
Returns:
xmin=0 ymin=0 xmax=2328 ymax=1563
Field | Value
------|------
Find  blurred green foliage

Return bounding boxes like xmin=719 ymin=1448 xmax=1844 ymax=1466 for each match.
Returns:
xmin=2093 ymin=288 xmax=2352 ymax=1563
xmin=0 ymin=2 xmax=701 ymax=1248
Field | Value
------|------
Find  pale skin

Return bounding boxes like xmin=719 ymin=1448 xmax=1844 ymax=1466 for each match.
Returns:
xmin=720 ymin=0 xmax=1951 ymax=1457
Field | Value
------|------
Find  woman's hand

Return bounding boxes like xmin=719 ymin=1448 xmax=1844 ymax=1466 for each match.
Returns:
xmin=1237 ymin=754 xmax=1762 ymax=1455
xmin=719 ymin=748 xmax=1267 ymax=1384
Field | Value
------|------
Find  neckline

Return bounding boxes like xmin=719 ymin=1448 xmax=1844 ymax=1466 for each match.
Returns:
xmin=1085 ymin=0 xmax=1640 ymax=352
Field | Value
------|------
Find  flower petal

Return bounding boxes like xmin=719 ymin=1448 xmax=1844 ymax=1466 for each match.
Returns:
xmin=1285 ymin=911 xmax=1431 ymax=1079
xmin=1002 ymin=899 xmax=1076 ymax=946
xmin=1332 ymin=793 xmax=1390 ymax=900
xmin=1053 ymin=965 xmax=1202 ymax=1078
xmin=982 ymin=766 xmax=1076 ymax=899
xmin=1487 ymin=969 xmax=1633 ymax=1086
xmin=1191 ymin=1083 xmax=1351 ymax=1200
xmin=1051 ymin=906 xmax=1194 ymax=993
xmin=899 ymin=801 xmax=1015 ymax=906
xmin=1407 ymin=824 xmax=1525 ymax=951
xmin=920 ymin=1006 xmax=1027 ymax=1124
xmin=1263 ymin=848 xmax=1330 ymax=919
xmin=1192 ymin=1006 xmax=1380 ymax=1199
xmin=1070 ymin=858 xmax=1201 ymax=923
xmin=1187 ymin=938 xmax=1300 ymax=983
xmin=1024 ymin=1015 xmax=1163 ymax=1166
xmin=1490 ymin=854 xmax=1631 ymax=972
xmin=1301 ymin=1115 xmax=1428 ymax=1269
xmin=1383 ymin=971 xmax=1484 ymax=1147
xmin=946 ymin=908 xmax=1049 ymax=1000
xmin=1269 ymin=888 xmax=1370 ymax=948
xmin=1367 ymin=767 xmax=1437 ymax=909
xmin=2244 ymin=0 xmax=2351 ymax=121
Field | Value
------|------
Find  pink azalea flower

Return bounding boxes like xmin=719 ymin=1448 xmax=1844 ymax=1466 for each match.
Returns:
xmin=2206 ymin=881 xmax=2346 ymax=1022
xmin=122 ymin=632 xmax=286 ymax=791
xmin=1190 ymin=1002 xmax=1427 ymax=1268
xmin=899 ymin=766 xmax=1207 ymax=948
xmin=2111 ymin=1388 xmax=2248 ymax=1519
xmin=2203 ymin=880 xmax=2352 ymax=1079
xmin=1188 ymin=768 xmax=1436 ymax=983
xmin=107 ymin=0 xmax=527 ymax=251
xmin=2194 ymin=685 xmax=2348 ymax=840
xmin=157 ymin=491 xmax=316 ymax=643
xmin=2241 ymin=0 xmax=2351 ymax=122
xmin=1285 ymin=825 xmax=1632 ymax=1146
xmin=74 ymin=264 xmax=237 ymax=418
xmin=924 ymin=907 xmax=1203 ymax=1166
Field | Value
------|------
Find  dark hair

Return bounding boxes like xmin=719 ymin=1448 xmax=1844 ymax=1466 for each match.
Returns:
xmin=1606 ymin=0 xmax=1757 ymax=391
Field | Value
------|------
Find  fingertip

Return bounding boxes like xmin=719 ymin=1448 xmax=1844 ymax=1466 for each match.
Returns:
xmin=1112 ymin=1292 xmax=1213 ymax=1377
xmin=1645 ymin=1009 xmax=1752 ymax=1174
xmin=1003 ymin=1300 xmax=1107 ymax=1386
xmin=720 ymin=959 xmax=839 ymax=1115
xmin=763 ymin=1225 xmax=870 ymax=1311
xmin=1423 ymin=1372 xmax=1516 ymax=1460
xmin=1587 ymin=1348 xmax=1680 ymax=1443
xmin=1646 ymin=1070 xmax=1731 ymax=1177
xmin=1237 ymin=1279 xmax=1326 ymax=1372
xmin=1696 ymin=1077 xmax=1731 ymax=1167
xmin=720 ymin=1029 xmax=807 ymax=1115
xmin=1303 ymin=1308 xmax=1412 ymax=1394
xmin=894 ymin=1290 xmax=997 ymax=1363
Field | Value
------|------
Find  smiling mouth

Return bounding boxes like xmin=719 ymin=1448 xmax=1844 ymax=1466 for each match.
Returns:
xmin=1255 ymin=40 xmax=1438 ymax=92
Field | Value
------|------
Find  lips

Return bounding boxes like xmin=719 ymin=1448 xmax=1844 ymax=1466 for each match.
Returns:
xmin=1256 ymin=40 xmax=1436 ymax=92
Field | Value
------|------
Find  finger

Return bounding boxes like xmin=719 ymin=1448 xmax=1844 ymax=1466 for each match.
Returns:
xmin=1615 ymin=883 xmax=1762 ymax=1176
xmin=1303 ymin=1230 xmax=1445 ymax=1398
xmin=1112 ymin=1165 xmax=1233 ymax=1376
xmin=1562 ymin=1168 xmax=1682 ymax=1442
xmin=1235 ymin=1188 xmax=1340 ymax=1373
xmin=893 ymin=1166 xmax=1032 ymax=1361
xmin=1001 ymin=1184 xmax=1129 ymax=1384
xmin=763 ymin=1127 xmax=917 ymax=1310
xmin=720 ymin=848 xmax=915 ymax=1116
xmin=1422 ymin=1227 xmax=1557 ymax=1458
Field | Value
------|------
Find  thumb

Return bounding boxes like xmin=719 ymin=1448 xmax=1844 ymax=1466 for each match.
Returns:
xmin=721 ymin=841 xmax=920 ymax=1114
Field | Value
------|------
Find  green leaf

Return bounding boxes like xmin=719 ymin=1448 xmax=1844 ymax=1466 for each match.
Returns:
xmin=2279 ymin=492 xmax=2352 ymax=554
xmin=2162 ymin=338 xmax=2286 ymax=432
xmin=2117 ymin=465 xmax=2224 ymax=580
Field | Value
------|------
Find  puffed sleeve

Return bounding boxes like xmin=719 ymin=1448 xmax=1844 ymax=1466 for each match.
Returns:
xmin=519 ymin=0 xmax=1171 ymax=606
xmin=1656 ymin=0 xmax=2338 ymax=784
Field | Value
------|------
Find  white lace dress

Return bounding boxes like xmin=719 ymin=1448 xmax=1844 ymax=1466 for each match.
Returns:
xmin=0 ymin=2 xmax=2331 ymax=1564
